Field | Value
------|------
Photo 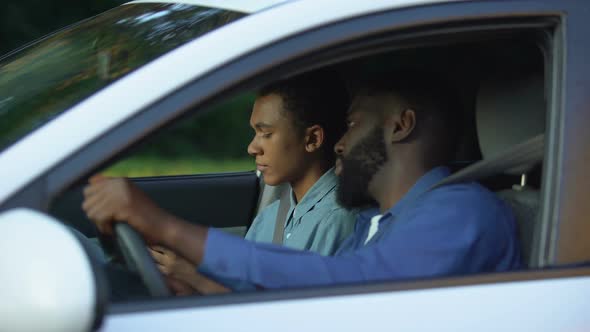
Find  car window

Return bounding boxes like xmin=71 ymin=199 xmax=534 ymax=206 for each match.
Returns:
xmin=103 ymin=92 xmax=256 ymax=177
xmin=0 ymin=3 xmax=245 ymax=153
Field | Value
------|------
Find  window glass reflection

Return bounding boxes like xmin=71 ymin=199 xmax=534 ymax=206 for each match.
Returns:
xmin=0 ymin=4 xmax=244 ymax=152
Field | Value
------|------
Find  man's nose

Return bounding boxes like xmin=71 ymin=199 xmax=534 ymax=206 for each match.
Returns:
xmin=334 ymin=136 xmax=345 ymax=156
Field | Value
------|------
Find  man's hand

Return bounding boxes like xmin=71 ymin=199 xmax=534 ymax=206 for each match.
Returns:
xmin=82 ymin=174 xmax=172 ymax=244
xmin=150 ymin=246 xmax=230 ymax=295
xmin=166 ymin=276 xmax=197 ymax=296
xmin=150 ymin=245 xmax=198 ymax=281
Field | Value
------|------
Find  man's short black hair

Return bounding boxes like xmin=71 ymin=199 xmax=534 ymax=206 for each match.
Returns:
xmin=258 ymin=70 xmax=350 ymax=162
xmin=356 ymin=71 xmax=463 ymax=166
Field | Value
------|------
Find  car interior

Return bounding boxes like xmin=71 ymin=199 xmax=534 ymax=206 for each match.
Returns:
xmin=48 ymin=29 xmax=548 ymax=301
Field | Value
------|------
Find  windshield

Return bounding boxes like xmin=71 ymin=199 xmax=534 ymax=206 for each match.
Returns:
xmin=0 ymin=3 xmax=245 ymax=152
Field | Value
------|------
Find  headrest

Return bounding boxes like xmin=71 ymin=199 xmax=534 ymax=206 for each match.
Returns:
xmin=476 ymin=73 xmax=545 ymax=175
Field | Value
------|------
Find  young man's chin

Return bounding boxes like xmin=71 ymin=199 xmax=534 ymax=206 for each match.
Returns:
xmin=262 ymin=174 xmax=282 ymax=187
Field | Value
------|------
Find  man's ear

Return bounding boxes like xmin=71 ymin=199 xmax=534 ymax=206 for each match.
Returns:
xmin=386 ymin=109 xmax=416 ymax=143
xmin=304 ymin=124 xmax=325 ymax=152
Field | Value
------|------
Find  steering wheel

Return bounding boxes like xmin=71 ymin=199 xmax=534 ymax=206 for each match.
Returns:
xmin=114 ymin=223 xmax=171 ymax=297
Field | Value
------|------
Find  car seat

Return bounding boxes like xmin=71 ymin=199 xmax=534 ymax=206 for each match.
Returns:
xmin=475 ymin=72 xmax=546 ymax=267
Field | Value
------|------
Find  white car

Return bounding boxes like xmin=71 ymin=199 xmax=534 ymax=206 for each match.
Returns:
xmin=1 ymin=0 xmax=589 ymax=331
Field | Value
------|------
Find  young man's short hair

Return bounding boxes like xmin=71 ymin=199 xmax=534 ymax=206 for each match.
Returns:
xmin=258 ymin=70 xmax=350 ymax=162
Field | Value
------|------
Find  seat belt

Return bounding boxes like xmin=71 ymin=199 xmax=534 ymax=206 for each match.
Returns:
xmin=272 ymin=187 xmax=291 ymax=244
xmin=430 ymin=134 xmax=544 ymax=190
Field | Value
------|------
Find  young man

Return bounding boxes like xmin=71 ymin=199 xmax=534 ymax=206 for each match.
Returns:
xmin=241 ymin=73 xmax=357 ymax=254
xmin=90 ymin=71 xmax=358 ymax=295
xmin=84 ymin=72 xmax=522 ymax=291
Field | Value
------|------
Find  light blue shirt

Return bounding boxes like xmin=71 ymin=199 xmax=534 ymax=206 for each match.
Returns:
xmin=200 ymin=166 xmax=522 ymax=290
xmin=245 ymin=168 xmax=356 ymax=255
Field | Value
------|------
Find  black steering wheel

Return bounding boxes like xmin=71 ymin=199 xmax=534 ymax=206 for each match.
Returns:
xmin=114 ymin=223 xmax=171 ymax=297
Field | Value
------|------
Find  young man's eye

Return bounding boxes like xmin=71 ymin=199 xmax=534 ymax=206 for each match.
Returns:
xmin=262 ymin=132 xmax=272 ymax=138
xmin=347 ymin=120 xmax=356 ymax=128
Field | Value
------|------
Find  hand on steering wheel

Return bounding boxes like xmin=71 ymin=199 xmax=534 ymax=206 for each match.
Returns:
xmin=114 ymin=223 xmax=171 ymax=297
xmin=82 ymin=175 xmax=173 ymax=297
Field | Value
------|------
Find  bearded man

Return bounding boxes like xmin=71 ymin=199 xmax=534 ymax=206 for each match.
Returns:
xmin=83 ymin=73 xmax=522 ymax=291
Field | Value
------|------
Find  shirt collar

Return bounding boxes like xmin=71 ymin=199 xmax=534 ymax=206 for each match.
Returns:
xmin=386 ymin=166 xmax=451 ymax=217
xmin=358 ymin=207 xmax=381 ymax=221
xmin=355 ymin=166 xmax=450 ymax=225
xmin=290 ymin=167 xmax=338 ymax=220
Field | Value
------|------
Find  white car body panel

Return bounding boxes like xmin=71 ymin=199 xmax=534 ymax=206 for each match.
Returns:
xmin=102 ymin=276 xmax=590 ymax=331
xmin=0 ymin=0 xmax=461 ymax=203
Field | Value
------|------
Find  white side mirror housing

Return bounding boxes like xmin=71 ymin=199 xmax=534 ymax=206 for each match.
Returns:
xmin=0 ymin=209 xmax=104 ymax=332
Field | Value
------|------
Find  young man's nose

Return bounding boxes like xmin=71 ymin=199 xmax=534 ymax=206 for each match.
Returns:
xmin=247 ymin=137 xmax=261 ymax=156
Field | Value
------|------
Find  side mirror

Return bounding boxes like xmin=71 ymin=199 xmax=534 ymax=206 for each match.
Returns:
xmin=0 ymin=209 xmax=106 ymax=332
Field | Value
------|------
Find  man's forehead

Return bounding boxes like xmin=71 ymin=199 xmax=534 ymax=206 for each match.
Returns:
xmin=349 ymin=94 xmax=385 ymax=115
xmin=349 ymin=92 xmax=401 ymax=116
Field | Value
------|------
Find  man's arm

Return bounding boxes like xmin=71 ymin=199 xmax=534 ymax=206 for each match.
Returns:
xmin=81 ymin=175 xmax=355 ymax=287
xmin=160 ymin=216 xmax=208 ymax=265
xmin=84 ymin=176 xmax=520 ymax=290
xmin=199 ymin=188 xmax=521 ymax=289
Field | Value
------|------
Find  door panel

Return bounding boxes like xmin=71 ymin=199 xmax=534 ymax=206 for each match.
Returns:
xmin=50 ymin=171 xmax=260 ymax=238
xmin=105 ymin=273 xmax=590 ymax=331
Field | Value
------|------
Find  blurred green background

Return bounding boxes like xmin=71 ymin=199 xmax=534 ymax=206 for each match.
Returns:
xmin=1 ymin=1 xmax=255 ymax=177
xmin=102 ymin=93 xmax=257 ymax=177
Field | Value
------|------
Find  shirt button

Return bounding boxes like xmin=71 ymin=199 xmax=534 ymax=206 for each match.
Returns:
xmin=286 ymin=233 xmax=292 ymax=239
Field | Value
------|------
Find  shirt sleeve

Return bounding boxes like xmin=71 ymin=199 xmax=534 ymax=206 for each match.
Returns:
xmin=308 ymin=208 xmax=357 ymax=256
xmin=200 ymin=186 xmax=521 ymax=289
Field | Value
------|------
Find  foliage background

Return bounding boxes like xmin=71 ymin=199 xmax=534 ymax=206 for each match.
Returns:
xmin=1 ymin=1 xmax=255 ymax=177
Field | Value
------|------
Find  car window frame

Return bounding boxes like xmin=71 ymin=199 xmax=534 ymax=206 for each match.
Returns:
xmin=544 ymin=0 xmax=590 ymax=266
xmin=6 ymin=0 xmax=589 ymax=312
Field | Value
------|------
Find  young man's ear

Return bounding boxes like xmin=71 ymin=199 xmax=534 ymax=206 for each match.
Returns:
xmin=304 ymin=124 xmax=324 ymax=152
xmin=385 ymin=108 xmax=416 ymax=143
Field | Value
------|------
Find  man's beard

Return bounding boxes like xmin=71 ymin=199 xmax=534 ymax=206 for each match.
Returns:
xmin=336 ymin=127 xmax=388 ymax=209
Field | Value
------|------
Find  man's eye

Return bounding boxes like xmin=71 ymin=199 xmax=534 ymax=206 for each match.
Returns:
xmin=347 ymin=121 xmax=356 ymax=128
xmin=262 ymin=132 xmax=272 ymax=138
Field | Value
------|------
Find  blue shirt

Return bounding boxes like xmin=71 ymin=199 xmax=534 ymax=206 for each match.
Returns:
xmin=200 ymin=166 xmax=522 ymax=289
xmin=245 ymin=168 xmax=356 ymax=255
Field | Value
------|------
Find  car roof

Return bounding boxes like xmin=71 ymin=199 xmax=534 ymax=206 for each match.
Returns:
xmin=126 ymin=0 xmax=294 ymax=13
